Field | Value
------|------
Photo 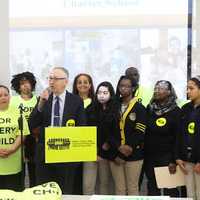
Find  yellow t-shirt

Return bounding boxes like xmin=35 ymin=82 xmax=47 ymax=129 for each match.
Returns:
xmin=10 ymin=95 xmax=37 ymax=121
xmin=135 ymin=85 xmax=153 ymax=107
xmin=0 ymin=105 xmax=30 ymax=175
xmin=83 ymin=98 xmax=92 ymax=109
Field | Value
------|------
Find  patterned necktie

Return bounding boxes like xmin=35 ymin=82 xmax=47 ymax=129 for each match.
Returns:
xmin=53 ymin=96 xmax=60 ymax=126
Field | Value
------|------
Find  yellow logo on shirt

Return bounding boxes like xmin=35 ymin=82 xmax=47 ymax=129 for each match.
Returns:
xmin=156 ymin=117 xmax=167 ymax=127
xmin=66 ymin=119 xmax=75 ymax=127
xmin=188 ymin=122 xmax=195 ymax=134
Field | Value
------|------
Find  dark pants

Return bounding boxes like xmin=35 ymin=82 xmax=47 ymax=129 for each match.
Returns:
xmin=139 ymin=163 xmax=145 ymax=191
xmin=180 ymin=186 xmax=187 ymax=197
xmin=73 ymin=162 xmax=83 ymax=194
xmin=0 ymin=171 xmax=24 ymax=191
xmin=25 ymin=135 xmax=36 ymax=187
xmin=35 ymin=143 xmax=79 ymax=194
xmin=36 ymin=162 xmax=79 ymax=194
xmin=27 ymin=161 xmax=36 ymax=187
xmin=144 ymin=154 xmax=179 ymax=197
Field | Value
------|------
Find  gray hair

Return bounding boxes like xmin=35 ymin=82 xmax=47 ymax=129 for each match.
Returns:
xmin=53 ymin=67 xmax=69 ymax=78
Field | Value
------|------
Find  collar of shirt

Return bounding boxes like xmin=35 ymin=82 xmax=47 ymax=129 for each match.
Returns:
xmin=53 ymin=92 xmax=66 ymax=104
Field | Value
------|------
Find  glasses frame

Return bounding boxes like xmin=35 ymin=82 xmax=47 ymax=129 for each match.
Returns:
xmin=47 ymin=77 xmax=67 ymax=81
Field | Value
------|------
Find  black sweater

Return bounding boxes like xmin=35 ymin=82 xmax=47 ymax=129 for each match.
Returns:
xmin=145 ymin=106 xmax=181 ymax=163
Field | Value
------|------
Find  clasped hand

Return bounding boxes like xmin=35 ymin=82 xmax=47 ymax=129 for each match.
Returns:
xmin=118 ymin=144 xmax=133 ymax=157
xmin=0 ymin=148 xmax=14 ymax=158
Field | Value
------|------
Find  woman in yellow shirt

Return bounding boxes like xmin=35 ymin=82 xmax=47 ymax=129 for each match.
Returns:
xmin=0 ymin=85 xmax=29 ymax=191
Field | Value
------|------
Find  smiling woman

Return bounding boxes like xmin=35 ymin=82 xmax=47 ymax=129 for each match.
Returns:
xmin=72 ymin=73 xmax=94 ymax=108
xmin=0 ymin=85 xmax=30 ymax=191
xmin=72 ymin=73 xmax=94 ymax=194
xmin=0 ymin=85 xmax=10 ymax=110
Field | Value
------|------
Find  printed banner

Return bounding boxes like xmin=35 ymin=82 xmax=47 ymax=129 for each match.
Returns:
xmin=45 ymin=126 xmax=97 ymax=163
xmin=0 ymin=182 xmax=61 ymax=200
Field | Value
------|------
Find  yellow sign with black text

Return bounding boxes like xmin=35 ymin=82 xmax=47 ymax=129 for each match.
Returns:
xmin=45 ymin=127 xmax=97 ymax=163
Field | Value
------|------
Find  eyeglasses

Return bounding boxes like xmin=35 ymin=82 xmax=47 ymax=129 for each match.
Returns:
xmin=154 ymin=86 xmax=168 ymax=92
xmin=119 ymin=85 xmax=132 ymax=89
xmin=47 ymin=77 xmax=66 ymax=81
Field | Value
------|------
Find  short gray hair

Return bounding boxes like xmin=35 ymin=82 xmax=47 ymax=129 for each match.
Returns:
xmin=53 ymin=67 xmax=69 ymax=78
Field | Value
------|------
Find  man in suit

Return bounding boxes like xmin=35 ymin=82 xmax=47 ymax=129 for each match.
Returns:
xmin=29 ymin=67 xmax=86 ymax=194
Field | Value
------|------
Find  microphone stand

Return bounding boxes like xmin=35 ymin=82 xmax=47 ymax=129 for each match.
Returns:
xmin=18 ymin=104 xmax=24 ymax=190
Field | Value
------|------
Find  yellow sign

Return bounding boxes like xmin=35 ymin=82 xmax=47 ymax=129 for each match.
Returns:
xmin=156 ymin=117 xmax=167 ymax=127
xmin=188 ymin=122 xmax=195 ymax=134
xmin=45 ymin=127 xmax=97 ymax=163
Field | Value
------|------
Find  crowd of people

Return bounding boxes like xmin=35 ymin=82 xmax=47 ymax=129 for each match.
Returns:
xmin=0 ymin=66 xmax=200 ymax=200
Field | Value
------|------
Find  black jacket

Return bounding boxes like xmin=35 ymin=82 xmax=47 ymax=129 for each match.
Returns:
xmin=86 ymin=103 xmax=121 ymax=160
xmin=175 ymin=102 xmax=200 ymax=163
xmin=118 ymin=100 xmax=146 ymax=161
xmin=145 ymin=106 xmax=181 ymax=163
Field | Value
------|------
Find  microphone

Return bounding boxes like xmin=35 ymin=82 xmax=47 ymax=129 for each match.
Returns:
xmin=18 ymin=103 xmax=24 ymax=115
xmin=41 ymin=87 xmax=52 ymax=101
xmin=18 ymin=103 xmax=24 ymax=131
xmin=38 ymin=87 xmax=52 ymax=111
xmin=46 ymin=87 xmax=52 ymax=95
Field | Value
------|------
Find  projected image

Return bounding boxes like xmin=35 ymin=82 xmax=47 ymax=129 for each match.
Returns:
xmin=10 ymin=28 xmax=187 ymax=102
xmin=10 ymin=31 xmax=64 ymax=92
xmin=9 ymin=0 xmax=188 ymax=102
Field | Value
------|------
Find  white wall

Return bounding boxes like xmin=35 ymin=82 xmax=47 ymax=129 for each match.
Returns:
xmin=192 ymin=0 xmax=200 ymax=76
xmin=0 ymin=0 xmax=9 ymax=87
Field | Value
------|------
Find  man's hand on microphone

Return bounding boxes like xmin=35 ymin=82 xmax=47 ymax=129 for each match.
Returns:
xmin=38 ymin=88 xmax=51 ymax=111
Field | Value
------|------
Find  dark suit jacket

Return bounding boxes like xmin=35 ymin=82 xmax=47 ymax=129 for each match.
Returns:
xmin=29 ymin=90 xmax=86 ymax=163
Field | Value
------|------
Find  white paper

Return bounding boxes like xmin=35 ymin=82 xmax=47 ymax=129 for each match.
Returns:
xmin=154 ymin=165 xmax=185 ymax=189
